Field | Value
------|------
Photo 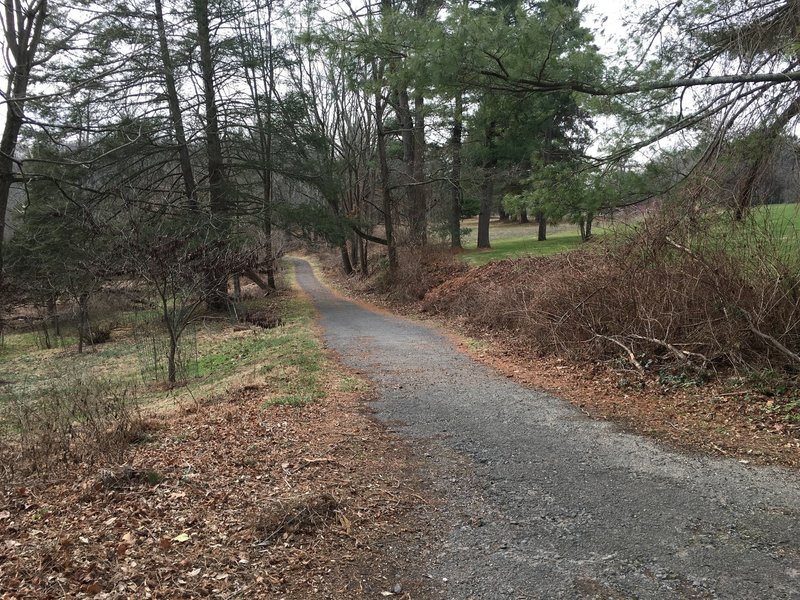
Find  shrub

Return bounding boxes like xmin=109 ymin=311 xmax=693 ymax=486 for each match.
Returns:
xmin=373 ymin=245 xmax=468 ymax=302
xmin=0 ymin=378 xmax=148 ymax=479
xmin=422 ymin=207 xmax=800 ymax=377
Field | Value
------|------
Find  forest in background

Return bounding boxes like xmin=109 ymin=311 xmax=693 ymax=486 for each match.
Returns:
xmin=0 ymin=0 xmax=799 ymax=436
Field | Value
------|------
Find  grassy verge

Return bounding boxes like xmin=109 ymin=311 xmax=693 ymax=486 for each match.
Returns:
xmin=0 ymin=269 xmax=329 ymax=475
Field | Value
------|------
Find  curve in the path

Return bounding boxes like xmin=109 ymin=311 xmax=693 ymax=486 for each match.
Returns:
xmin=292 ymin=258 xmax=800 ymax=600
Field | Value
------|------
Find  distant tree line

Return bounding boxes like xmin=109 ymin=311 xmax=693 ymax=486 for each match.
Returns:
xmin=1 ymin=0 xmax=799 ymax=291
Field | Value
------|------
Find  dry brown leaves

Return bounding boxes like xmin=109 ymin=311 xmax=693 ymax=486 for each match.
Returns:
xmin=0 ymin=383 xmax=434 ymax=598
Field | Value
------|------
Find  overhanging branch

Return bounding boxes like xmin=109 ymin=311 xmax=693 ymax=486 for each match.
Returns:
xmin=351 ymin=224 xmax=387 ymax=245
xmin=479 ymin=69 xmax=800 ymax=96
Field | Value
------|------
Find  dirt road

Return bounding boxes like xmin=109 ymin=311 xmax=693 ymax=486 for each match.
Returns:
xmin=292 ymin=258 xmax=800 ymax=599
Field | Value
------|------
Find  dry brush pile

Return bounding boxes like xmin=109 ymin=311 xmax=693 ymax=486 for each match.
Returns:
xmin=422 ymin=211 xmax=800 ymax=384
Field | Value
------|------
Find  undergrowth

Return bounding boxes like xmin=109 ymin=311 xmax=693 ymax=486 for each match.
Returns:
xmin=0 ymin=271 xmax=329 ymax=478
xmin=358 ymin=205 xmax=800 ymax=423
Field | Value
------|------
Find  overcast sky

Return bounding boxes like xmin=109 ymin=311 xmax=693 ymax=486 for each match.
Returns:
xmin=582 ymin=0 xmax=633 ymax=57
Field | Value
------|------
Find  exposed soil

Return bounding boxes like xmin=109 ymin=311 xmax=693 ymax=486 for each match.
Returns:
xmin=0 ymin=373 xmax=438 ymax=598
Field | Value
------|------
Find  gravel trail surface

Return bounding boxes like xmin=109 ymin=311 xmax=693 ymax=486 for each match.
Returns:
xmin=292 ymin=258 xmax=800 ymax=600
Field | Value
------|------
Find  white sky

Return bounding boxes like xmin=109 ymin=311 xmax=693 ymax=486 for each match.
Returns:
xmin=581 ymin=0 xmax=631 ymax=57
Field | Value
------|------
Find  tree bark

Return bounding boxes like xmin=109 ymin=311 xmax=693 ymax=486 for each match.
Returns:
xmin=244 ymin=268 xmax=270 ymax=291
xmin=0 ymin=0 xmax=48 ymax=279
xmin=167 ymin=334 xmax=178 ymax=384
xmin=194 ymin=0 xmax=226 ymax=216
xmin=537 ymin=211 xmax=547 ymax=241
xmin=349 ymin=235 xmax=358 ymax=270
xmin=375 ymin=90 xmax=398 ymax=274
xmin=155 ymin=0 xmax=197 ymax=210
xmin=360 ymin=239 xmax=368 ymax=276
xmin=477 ymin=122 xmax=496 ymax=249
xmin=410 ymin=93 xmax=427 ymax=245
xmin=261 ymin=0 xmax=276 ymax=289
xmin=450 ymin=92 xmax=463 ymax=249
xmin=340 ymin=244 xmax=354 ymax=275
xmin=77 ymin=292 xmax=89 ymax=354
xmin=194 ymin=0 xmax=229 ymax=308
xmin=232 ymin=273 xmax=241 ymax=302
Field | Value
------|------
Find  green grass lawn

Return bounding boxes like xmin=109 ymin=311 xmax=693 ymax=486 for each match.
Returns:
xmin=459 ymin=203 xmax=800 ymax=266
xmin=459 ymin=217 xmax=608 ymax=265
xmin=462 ymin=232 xmax=586 ymax=265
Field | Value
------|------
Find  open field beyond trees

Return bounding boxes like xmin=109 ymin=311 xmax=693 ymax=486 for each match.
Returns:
xmin=459 ymin=202 xmax=800 ymax=264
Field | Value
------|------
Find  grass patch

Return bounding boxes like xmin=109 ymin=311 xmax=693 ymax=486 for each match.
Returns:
xmin=459 ymin=217 xmax=613 ymax=265
xmin=0 ymin=264 xmax=333 ymax=474
xmin=464 ymin=338 xmax=490 ymax=353
xmin=463 ymin=233 xmax=586 ymax=265
xmin=457 ymin=203 xmax=799 ymax=265
xmin=336 ymin=376 xmax=366 ymax=393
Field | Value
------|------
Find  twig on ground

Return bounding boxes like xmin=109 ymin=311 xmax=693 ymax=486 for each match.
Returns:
xmin=595 ymin=334 xmax=645 ymax=376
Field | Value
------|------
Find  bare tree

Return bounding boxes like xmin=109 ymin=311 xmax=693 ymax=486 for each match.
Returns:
xmin=0 ymin=0 xmax=47 ymax=277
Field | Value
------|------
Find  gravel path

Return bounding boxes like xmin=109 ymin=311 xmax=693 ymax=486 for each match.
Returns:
xmin=292 ymin=258 xmax=800 ymax=600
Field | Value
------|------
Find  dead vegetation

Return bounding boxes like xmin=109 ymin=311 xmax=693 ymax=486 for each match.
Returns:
xmin=371 ymin=245 xmax=469 ymax=303
xmin=422 ymin=210 xmax=800 ymax=379
xmin=330 ymin=206 xmax=800 ymax=464
xmin=0 ymin=378 xmax=435 ymax=598
xmin=0 ymin=380 xmax=151 ymax=480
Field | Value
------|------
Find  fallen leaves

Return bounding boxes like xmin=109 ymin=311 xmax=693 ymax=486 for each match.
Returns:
xmin=0 ymin=379 xmax=433 ymax=598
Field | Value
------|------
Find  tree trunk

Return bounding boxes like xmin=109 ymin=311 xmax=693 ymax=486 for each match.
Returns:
xmin=360 ymin=239 xmax=368 ymax=276
xmin=232 ymin=273 xmax=242 ymax=302
xmin=262 ymin=0 xmax=277 ymax=289
xmin=450 ymin=92 xmax=463 ymax=249
xmin=537 ymin=211 xmax=547 ymax=241
xmin=194 ymin=0 xmax=230 ymax=308
xmin=244 ymin=269 xmax=270 ymax=291
xmin=585 ymin=212 xmax=594 ymax=240
xmin=478 ymin=173 xmax=493 ymax=249
xmin=375 ymin=90 xmax=398 ymax=275
xmin=349 ymin=236 xmax=359 ymax=269
xmin=0 ymin=0 xmax=47 ymax=280
xmin=195 ymin=0 xmax=226 ymax=216
xmin=47 ymin=294 xmax=60 ymax=338
xmin=520 ymin=207 xmax=529 ymax=223
xmin=477 ymin=123 xmax=496 ymax=249
xmin=0 ymin=111 xmax=23 ymax=278
xmin=155 ymin=0 xmax=197 ymax=210
xmin=410 ymin=93 xmax=427 ymax=245
xmin=340 ymin=244 xmax=354 ymax=275
xmin=77 ymin=293 xmax=89 ymax=354
xmin=167 ymin=334 xmax=178 ymax=384
xmin=40 ymin=318 xmax=51 ymax=350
